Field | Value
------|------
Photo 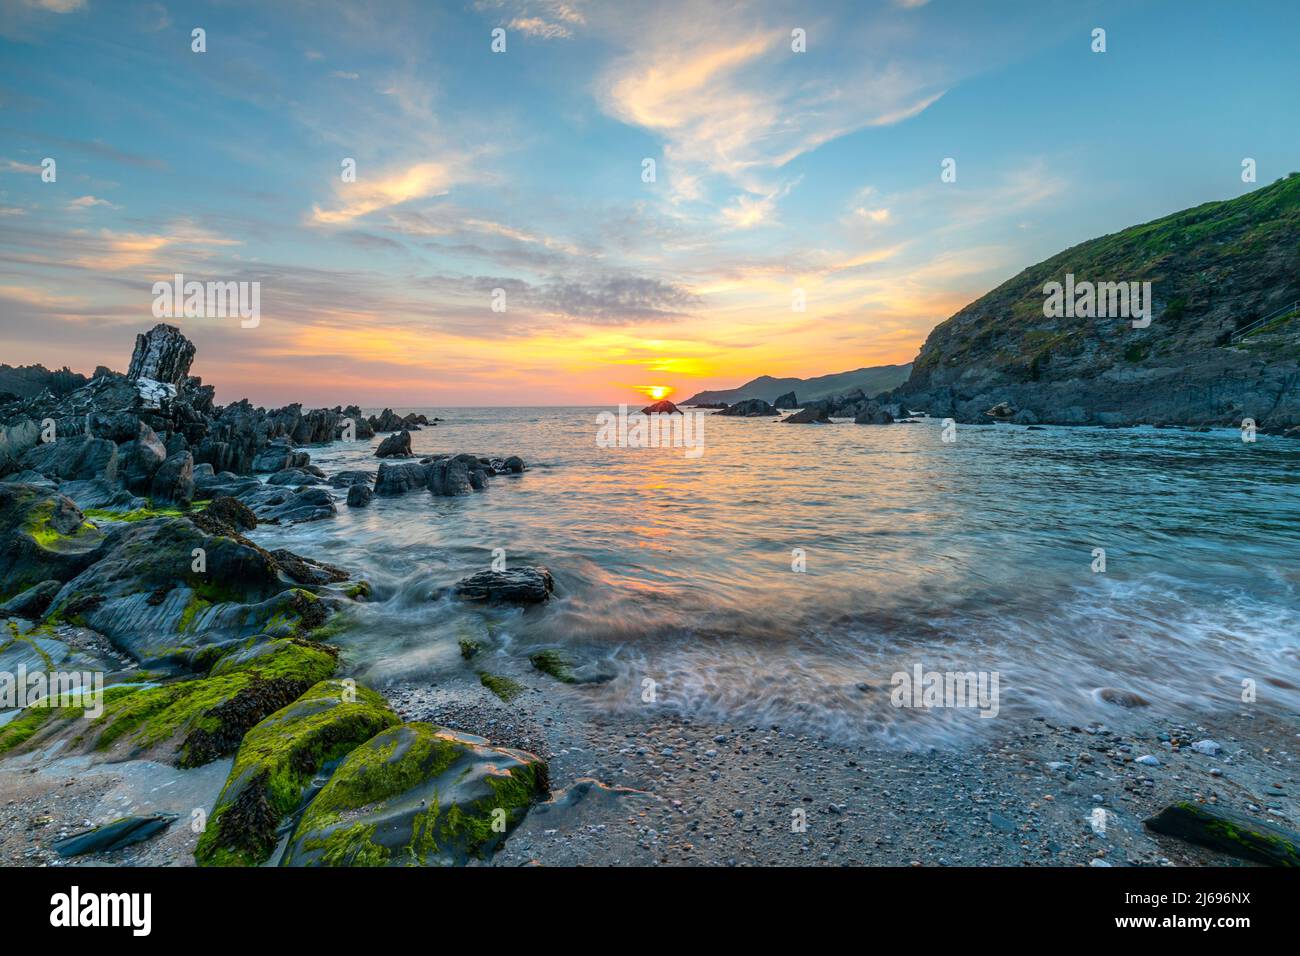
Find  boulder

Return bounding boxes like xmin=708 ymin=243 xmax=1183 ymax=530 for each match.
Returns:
xmin=195 ymin=679 xmax=398 ymax=867
xmin=195 ymin=496 xmax=257 ymax=534
xmin=783 ymin=405 xmax=831 ymax=423
xmin=52 ymin=814 xmax=178 ymax=858
xmin=375 ymin=429 xmax=413 ymax=458
xmin=269 ymin=548 xmax=348 ymax=586
xmin=281 ymin=723 xmax=548 ymax=867
xmin=374 ymin=461 xmax=430 ymax=497
xmin=0 ymin=485 xmax=107 ymax=600
xmin=454 ymin=567 xmax=554 ymax=605
xmin=853 ymin=403 xmax=894 ymax=425
xmin=773 ymin=391 xmax=798 ymax=409
xmin=329 ymin=469 xmax=374 ymax=488
xmin=347 ymin=484 xmax=373 ymax=508
xmin=502 ymin=455 xmax=525 ymax=474
xmin=20 ymin=436 xmax=119 ymax=482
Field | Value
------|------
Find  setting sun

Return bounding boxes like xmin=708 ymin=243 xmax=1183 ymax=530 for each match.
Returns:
xmin=635 ymin=385 xmax=674 ymax=401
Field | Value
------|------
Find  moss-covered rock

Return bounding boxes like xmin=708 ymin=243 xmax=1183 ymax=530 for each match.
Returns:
xmin=479 ymin=671 xmax=525 ymax=702
xmin=281 ymin=722 xmax=548 ymax=867
xmin=91 ymin=638 xmax=338 ymax=767
xmin=0 ymin=484 xmax=106 ymax=602
xmin=195 ymin=678 xmax=398 ymax=867
xmin=1145 ymin=801 xmax=1300 ymax=866
xmin=529 ymin=649 xmax=576 ymax=683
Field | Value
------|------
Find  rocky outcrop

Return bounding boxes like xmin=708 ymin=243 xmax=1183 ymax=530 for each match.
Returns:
xmin=897 ymin=174 xmax=1300 ymax=426
xmin=782 ymin=405 xmax=830 ymax=423
xmin=126 ymin=324 xmax=195 ymax=386
xmin=346 ymin=484 xmax=373 ymax=508
xmin=773 ymin=391 xmax=798 ymax=409
xmin=149 ymin=451 xmax=194 ymax=505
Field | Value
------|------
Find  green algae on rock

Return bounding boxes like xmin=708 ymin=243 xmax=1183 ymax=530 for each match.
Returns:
xmin=92 ymin=638 xmax=338 ymax=767
xmin=478 ymin=671 xmax=525 ymax=701
xmin=195 ymin=678 xmax=398 ymax=867
xmin=281 ymin=722 xmax=548 ymax=867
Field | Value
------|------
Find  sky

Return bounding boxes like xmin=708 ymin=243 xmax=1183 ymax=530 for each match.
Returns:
xmin=0 ymin=0 xmax=1297 ymax=406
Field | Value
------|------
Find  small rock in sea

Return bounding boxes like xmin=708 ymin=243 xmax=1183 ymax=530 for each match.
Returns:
xmin=375 ymin=429 xmax=413 ymax=458
xmin=855 ymin=682 xmax=871 ymax=693
xmin=346 ymin=483 xmax=373 ymax=508
xmin=1135 ymin=755 xmax=1161 ymax=766
xmin=1190 ymin=739 xmax=1221 ymax=756
xmin=453 ymin=567 xmax=554 ymax=605
xmin=1096 ymin=687 xmax=1149 ymax=708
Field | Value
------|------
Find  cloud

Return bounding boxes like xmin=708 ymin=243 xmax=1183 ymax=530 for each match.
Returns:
xmin=311 ymin=162 xmax=460 ymax=225
xmin=70 ymin=223 xmax=240 ymax=271
xmin=26 ymin=0 xmax=85 ymax=12
xmin=67 ymin=195 xmax=117 ymax=210
xmin=477 ymin=0 xmax=585 ymax=39
xmin=330 ymin=70 xmax=360 ymax=80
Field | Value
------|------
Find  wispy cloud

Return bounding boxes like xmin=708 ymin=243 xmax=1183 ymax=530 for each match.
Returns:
xmin=311 ymin=162 xmax=461 ymax=225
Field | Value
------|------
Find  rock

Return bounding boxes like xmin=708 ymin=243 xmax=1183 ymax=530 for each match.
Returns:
xmin=375 ymin=429 xmax=412 ymax=458
xmin=428 ymin=454 xmax=490 ymax=496
xmin=853 ymin=404 xmax=894 ymax=425
xmin=117 ymin=421 xmax=168 ymax=492
xmin=265 ymin=467 xmax=325 ymax=487
xmin=269 ymin=548 xmax=348 ymax=586
xmin=1190 ymin=739 xmax=1221 ymax=756
xmin=719 ymin=398 xmax=777 ymax=417
xmin=0 ymin=579 xmax=61 ymax=619
xmin=502 ymin=455 xmax=525 ymax=474
xmin=281 ymin=723 xmax=548 ymax=867
xmin=196 ymin=496 xmax=257 ymax=534
xmin=0 ymin=485 xmax=107 ymax=600
xmin=253 ymin=486 xmax=336 ymax=524
xmin=52 ymin=813 xmax=178 ymax=858
xmin=773 ymin=391 xmax=798 ymax=409
xmin=640 ymin=400 xmax=681 ymax=415
xmin=985 ymin=401 xmax=1017 ymax=420
xmin=347 ymin=484 xmax=373 ymax=508
xmin=126 ymin=324 xmax=196 ymax=386
xmin=20 ymin=436 xmax=119 ymax=482
xmin=1135 ymin=755 xmax=1161 ymax=766
xmin=374 ymin=461 xmax=430 ymax=496
xmin=149 ymin=451 xmax=194 ymax=505
xmin=530 ymin=648 xmax=615 ymax=685
xmin=454 ymin=567 xmax=554 ymax=605
xmin=1097 ymin=687 xmax=1149 ymax=708
xmin=195 ymin=679 xmax=398 ymax=867
xmin=0 ymin=418 xmax=41 ymax=474
xmin=329 ymin=469 xmax=374 ymax=488
xmin=1144 ymin=802 xmax=1300 ymax=866
xmin=783 ymin=405 xmax=831 ymax=423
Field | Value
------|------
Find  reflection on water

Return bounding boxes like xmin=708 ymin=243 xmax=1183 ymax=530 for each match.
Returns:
xmin=249 ymin=409 xmax=1300 ymax=746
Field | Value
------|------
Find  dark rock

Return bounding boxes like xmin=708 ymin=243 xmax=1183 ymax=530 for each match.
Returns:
xmin=719 ymin=398 xmax=777 ymax=417
xmin=782 ymin=405 xmax=831 ymax=423
xmin=853 ymin=404 xmax=894 ymax=425
xmin=20 ymin=436 xmax=119 ymax=482
xmin=454 ymin=567 xmax=554 ymax=605
xmin=266 ymin=467 xmax=325 ymax=487
xmin=502 ymin=455 xmax=525 ymax=474
xmin=0 ymin=579 xmax=61 ymax=619
xmin=375 ymin=429 xmax=412 ymax=458
xmin=640 ymin=399 xmax=681 ymax=415
xmin=0 ymin=485 xmax=107 ymax=598
xmin=347 ymin=483 xmax=373 ymax=508
xmin=52 ymin=813 xmax=179 ymax=857
xmin=195 ymin=496 xmax=257 ymax=534
xmin=270 ymin=548 xmax=349 ymax=585
xmin=150 ymin=451 xmax=194 ymax=505
xmin=1145 ymin=802 xmax=1300 ymax=866
xmin=374 ymin=460 xmax=430 ymax=497
xmin=773 ymin=391 xmax=798 ymax=409
xmin=329 ymin=469 xmax=374 ymax=488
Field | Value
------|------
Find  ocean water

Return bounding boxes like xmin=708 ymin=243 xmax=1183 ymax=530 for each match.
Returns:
xmin=248 ymin=408 xmax=1300 ymax=747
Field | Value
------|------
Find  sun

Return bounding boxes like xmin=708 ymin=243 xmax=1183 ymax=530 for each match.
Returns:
xmin=634 ymin=385 xmax=674 ymax=401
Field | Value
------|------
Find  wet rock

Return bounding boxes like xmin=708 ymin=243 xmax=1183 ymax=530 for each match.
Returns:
xmin=53 ymin=813 xmax=179 ymax=857
xmin=195 ymin=679 xmax=398 ymax=867
xmin=195 ymin=496 xmax=257 ymax=534
xmin=347 ymin=484 xmax=373 ymax=508
xmin=374 ymin=460 xmax=430 ymax=496
xmin=329 ymin=469 xmax=374 ymax=488
xmin=0 ymin=485 xmax=107 ymax=598
xmin=853 ymin=404 xmax=894 ymax=425
xmin=1190 ymin=739 xmax=1221 ymax=756
xmin=251 ymin=438 xmax=309 ymax=474
xmin=281 ymin=723 xmax=548 ymax=867
xmin=269 ymin=548 xmax=348 ymax=586
xmin=266 ymin=467 xmax=326 ymax=487
xmin=254 ymin=486 xmax=336 ymax=524
xmin=20 ymin=436 xmax=119 ymax=482
xmin=986 ymin=401 xmax=1017 ymax=420
xmin=502 ymin=455 xmax=525 ymax=474
xmin=428 ymin=454 xmax=490 ymax=496
xmin=454 ymin=567 xmax=554 ymax=605
xmin=773 ymin=391 xmax=798 ymax=409
xmin=783 ymin=405 xmax=831 ymax=424
xmin=1145 ymin=802 xmax=1300 ymax=866
xmin=1097 ymin=687 xmax=1149 ymax=708
xmin=375 ymin=429 xmax=412 ymax=458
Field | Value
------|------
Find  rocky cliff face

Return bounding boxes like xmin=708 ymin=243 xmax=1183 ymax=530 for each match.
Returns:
xmin=898 ymin=174 xmax=1300 ymax=428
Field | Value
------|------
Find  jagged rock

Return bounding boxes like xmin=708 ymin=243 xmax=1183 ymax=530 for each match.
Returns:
xmin=269 ymin=548 xmax=348 ymax=586
xmin=986 ymin=401 xmax=1017 ymax=420
xmin=342 ymin=405 xmax=374 ymax=439
xmin=853 ymin=403 xmax=894 ymax=425
xmin=375 ymin=429 xmax=412 ymax=458
xmin=252 ymin=486 xmax=336 ymax=524
xmin=329 ymin=469 xmax=374 ymax=488
xmin=150 ymin=451 xmax=194 ymax=505
xmin=719 ymin=398 xmax=777 ymax=417
xmin=1145 ymin=802 xmax=1300 ymax=866
xmin=0 ymin=485 xmax=107 ymax=599
xmin=127 ymin=324 xmax=195 ymax=386
xmin=773 ymin=391 xmax=798 ymax=409
xmin=117 ymin=421 xmax=168 ymax=493
xmin=250 ymin=438 xmax=308 ymax=474
xmin=281 ymin=723 xmax=548 ymax=867
xmin=454 ymin=567 xmax=554 ymax=605
xmin=266 ymin=467 xmax=326 ymax=487
xmin=428 ymin=454 xmax=490 ymax=496
xmin=347 ymin=484 xmax=373 ymax=508
xmin=0 ymin=418 xmax=41 ymax=474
